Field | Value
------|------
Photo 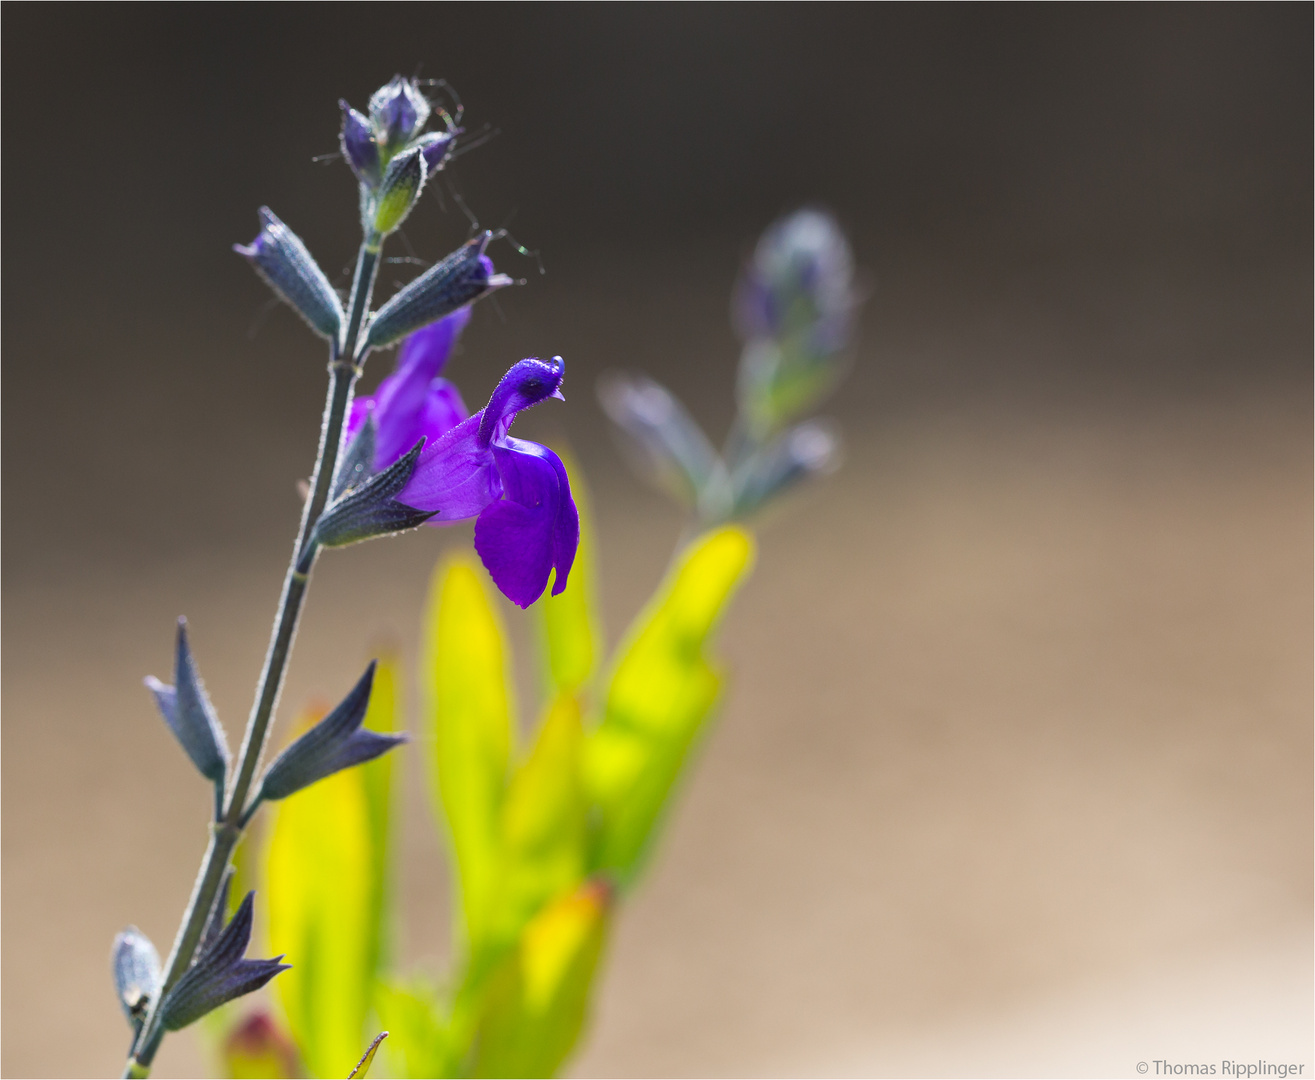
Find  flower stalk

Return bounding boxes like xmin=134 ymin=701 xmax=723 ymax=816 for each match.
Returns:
xmin=123 ymin=236 xmax=381 ymax=1078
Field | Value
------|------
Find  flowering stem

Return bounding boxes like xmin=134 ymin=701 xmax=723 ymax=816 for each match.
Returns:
xmin=123 ymin=234 xmax=382 ymax=1078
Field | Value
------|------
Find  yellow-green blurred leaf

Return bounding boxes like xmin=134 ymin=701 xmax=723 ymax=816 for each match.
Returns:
xmin=359 ymin=652 xmax=401 ymax=981
xmin=498 ymin=695 xmax=588 ymax=940
xmin=535 ymin=455 xmax=601 ymax=699
xmin=264 ymin=706 xmax=374 ymax=1079
xmin=374 ymin=979 xmax=450 ymax=1079
xmin=423 ymin=555 xmax=515 ymax=952
xmin=585 ymin=526 xmax=755 ymax=884
xmin=219 ymin=1010 xmax=300 ymax=1079
xmin=472 ymin=881 xmax=612 ymax=1079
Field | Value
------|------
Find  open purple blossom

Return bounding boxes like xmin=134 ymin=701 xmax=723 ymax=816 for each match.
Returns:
xmin=397 ymin=356 xmax=578 ymax=608
xmin=346 ymin=310 xmax=471 ymax=472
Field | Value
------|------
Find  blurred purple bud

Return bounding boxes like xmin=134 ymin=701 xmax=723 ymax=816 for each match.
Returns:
xmin=221 ymin=1011 xmax=301 ymax=1080
xmin=734 ymin=208 xmax=855 ymax=344
xmin=733 ymin=209 xmax=858 ymax=434
xmin=160 ymin=893 xmax=289 ymax=1031
xmin=233 ymin=208 xmax=344 ymax=343
xmin=365 ymin=232 xmax=513 ymax=349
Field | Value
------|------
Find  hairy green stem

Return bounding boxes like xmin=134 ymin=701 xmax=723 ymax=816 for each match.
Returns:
xmin=124 ymin=235 xmax=382 ymax=1077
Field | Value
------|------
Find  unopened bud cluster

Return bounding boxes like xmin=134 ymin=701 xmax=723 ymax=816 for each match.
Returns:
xmin=600 ymin=207 xmax=856 ymax=524
xmin=340 ymin=75 xmax=460 ymax=238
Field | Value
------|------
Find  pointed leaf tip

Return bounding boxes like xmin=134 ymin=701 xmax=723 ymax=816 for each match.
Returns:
xmin=313 ymin=439 xmax=436 ymax=550
xmin=146 ymin=619 xmax=229 ymax=786
xmin=257 ymin=662 xmax=407 ymax=801
xmin=348 ymin=1032 xmax=389 ymax=1079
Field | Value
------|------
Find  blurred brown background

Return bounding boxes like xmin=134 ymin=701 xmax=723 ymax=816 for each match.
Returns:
xmin=3 ymin=6 xmax=1310 ymax=1077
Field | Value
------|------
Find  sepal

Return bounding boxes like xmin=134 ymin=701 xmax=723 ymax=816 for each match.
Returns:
xmin=256 ymin=662 xmax=407 ymax=802
xmin=197 ymin=868 xmax=235 ymax=961
xmin=234 ymin=208 xmax=344 ymax=343
xmin=597 ymin=372 xmax=725 ymax=508
xmin=311 ymin=439 xmax=436 ymax=550
xmin=145 ymin=619 xmax=230 ymax=788
xmin=332 ymin=414 xmax=378 ymax=501
xmin=159 ymin=892 xmax=289 ymax=1031
xmin=414 ymin=130 xmax=457 ymax=175
xmin=365 ymin=232 xmax=513 ymax=348
xmin=373 ymin=146 xmax=426 ymax=236
xmin=369 ymin=75 xmax=431 ymax=156
xmin=112 ymin=927 xmax=161 ymax=1032
xmin=340 ymin=101 xmax=381 ymax=188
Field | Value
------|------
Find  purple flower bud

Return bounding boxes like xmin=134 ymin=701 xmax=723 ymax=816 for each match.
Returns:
xmin=734 ymin=208 xmax=854 ymax=344
xmin=733 ymin=208 xmax=858 ymax=435
xmin=159 ymin=893 xmax=289 ymax=1031
xmin=373 ymin=145 xmax=427 ymax=235
xmin=233 ymin=208 xmax=344 ymax=343
xmin=112 ymin=927 xmax=161 ymax=1032
xmin=413 ymin=130 xmax=457 ymax=175
xmin=339 ymin=100 xmax=381 ymax=188
xmin=255 ymin=662 xmax=406 ymax=802
xmin=368 ymin=75 xmax=431 ymax=154
xmin=365 ymin=232 xmax=513 ymax=349
xmin=145 ymin=619 xmax=230 ymax=791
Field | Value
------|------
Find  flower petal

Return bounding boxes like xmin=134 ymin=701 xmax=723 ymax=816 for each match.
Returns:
xmin=473 ymin=444 xmax=572 ymax=608
xmin=397 ymin=414 xmax=501 ymax=522
xmin=504 ymin=438 xmax=579 ymax=596
xmin=417 ymin=379 xmax=468 ymax=445
xmin=352 ymin=312 xmax=471 ymax=469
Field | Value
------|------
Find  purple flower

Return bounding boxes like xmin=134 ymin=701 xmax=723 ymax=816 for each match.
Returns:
xmin=347 ymin=310 xmax=471 ymax=471
xmin=397 ymin=356 xmax=578 ymax=609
